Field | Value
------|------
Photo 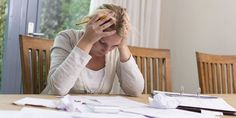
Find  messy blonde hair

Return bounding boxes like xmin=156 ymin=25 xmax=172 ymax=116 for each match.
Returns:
xmin=78 ymin=4 xmax=130 ymax=39
xmin=97 ymin=4 xmax=130 ymax=39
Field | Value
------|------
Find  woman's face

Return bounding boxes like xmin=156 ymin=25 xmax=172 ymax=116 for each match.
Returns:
xmin=90 ymin=34 xmax=122 ymax=56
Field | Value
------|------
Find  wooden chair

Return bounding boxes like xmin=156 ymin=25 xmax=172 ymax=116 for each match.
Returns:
xmin=129 ymin=46 xmax=172 ymax=94
xmin=19 ymin=35 xmax=54 ymax=94
xmin=196 ymin=52 xmax=236 ymax=94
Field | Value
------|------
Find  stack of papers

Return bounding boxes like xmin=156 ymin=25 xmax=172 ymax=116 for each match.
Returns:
xmin=153 ymin=91 xmax=236 ymax=115
xmin=13 ymin=97 xmax=57 ymax=108
xmin=11 ymin=95 xmax=224 ymax=118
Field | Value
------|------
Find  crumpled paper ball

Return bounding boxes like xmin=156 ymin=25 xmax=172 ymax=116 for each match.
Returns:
xmin=149 ymin=93 xmax=180 ymax=109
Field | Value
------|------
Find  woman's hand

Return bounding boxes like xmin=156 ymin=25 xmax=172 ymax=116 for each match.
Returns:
xmin=77 ymin=12 xmax=116 ymax=53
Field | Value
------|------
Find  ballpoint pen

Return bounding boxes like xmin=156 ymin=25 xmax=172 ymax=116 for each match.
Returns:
xmin=163 ymin=93 xmax=218 ymax=99
xmin=152 ymin=91 xmax=218 ymax=99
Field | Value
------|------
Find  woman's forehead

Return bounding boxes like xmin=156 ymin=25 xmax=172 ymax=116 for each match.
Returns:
xmin=102 ymin=34 xmax=122 ymax=44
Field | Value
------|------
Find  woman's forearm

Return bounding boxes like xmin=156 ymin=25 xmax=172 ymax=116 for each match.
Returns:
xmin=118 ymin=45 xmax=131 ymax=62
xmin=47 ymin=47 xmax=91 ymax=95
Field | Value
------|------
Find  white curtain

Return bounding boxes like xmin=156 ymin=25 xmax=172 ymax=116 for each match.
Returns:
xmin=89 ymin=0 xmax=161 ymax=94
xmin=89 ymin=0 xmax=161 ymax=48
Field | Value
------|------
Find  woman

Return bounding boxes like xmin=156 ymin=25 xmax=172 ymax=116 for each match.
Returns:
xmin=42 ymin=4 xmax=144 ymax=96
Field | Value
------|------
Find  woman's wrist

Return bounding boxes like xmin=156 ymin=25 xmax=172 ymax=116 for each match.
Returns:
xmin=118 ymin=45 xmax=131 ymax=62
xmin=76 ymin=36 xmax=94 ymax=53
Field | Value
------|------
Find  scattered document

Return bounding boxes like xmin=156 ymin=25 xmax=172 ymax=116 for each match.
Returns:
xmin=12 ymin=95 xmax=228 ymax=118
xmin=71 ymin=96 xmax=147 ymax=109
xmin=19 ymin=107 xmax=73 ymax=118
xmin=178 ymin=96 xmax=235 ymax=111
xmin=153 ymin=91 xmax=236 ymax=115
xmin=124 ymin=107 xmax=216 ymax=118
xmin=20 ymin=107 xmax=147 ymax=118
xmin=0 ymin=110 xmax=19 ymax=118
xmin=13 ymin=97 xmax=57 ymax=108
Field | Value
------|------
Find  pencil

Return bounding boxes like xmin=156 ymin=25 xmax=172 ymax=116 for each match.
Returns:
xmin=76 ymin=15 xmax=107 ymax=25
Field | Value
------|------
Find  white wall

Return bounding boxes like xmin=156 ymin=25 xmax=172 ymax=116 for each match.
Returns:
xmin=159 ymin=0 xmax=236 ymax=93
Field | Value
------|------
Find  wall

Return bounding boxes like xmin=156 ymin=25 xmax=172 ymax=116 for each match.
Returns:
xmin=159 ymin=0 xmax=236 ymax=93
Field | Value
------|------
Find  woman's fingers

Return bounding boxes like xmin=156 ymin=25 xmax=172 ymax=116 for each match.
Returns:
xmin=100 ymin=20 xmax=115 ymax=31
xmin=96 ymin=12 xmax=115 ymax=26
xmin=88 ymin=14 xmax=101 ymax=24
xmin=83 ymin=11 xmax=117 ymax=44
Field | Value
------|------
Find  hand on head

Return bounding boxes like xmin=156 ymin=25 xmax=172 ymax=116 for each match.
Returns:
xmin=82 ymin=11 xmax=116 ymax=45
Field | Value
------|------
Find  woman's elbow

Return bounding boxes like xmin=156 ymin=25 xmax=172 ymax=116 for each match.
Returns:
xmin=46 ymin=80 xmax=69 ymax=96
xmin=51 ymin=86 xmax=69 ymax=96
xmin=124 ymin=83 xmax=144 ymax=97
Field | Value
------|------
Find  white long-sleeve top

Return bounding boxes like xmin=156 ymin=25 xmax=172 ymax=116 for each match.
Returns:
xmin=41 ymin=29 xmax=144 ymax=96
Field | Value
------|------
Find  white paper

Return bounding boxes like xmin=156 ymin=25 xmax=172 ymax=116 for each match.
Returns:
xmin=71 ymin=95 xmax=215 ymax=118
xmin=201 ymin=109 xmax=223 ymax=116
xmin=153 ymin=91 xmax=236 ymax=112
xmin=124 ymin=107 xmax=216 ymax=118
xmin=178 ymin=97 xmax=236 ymax=111
xmin=72 ymin=112 xmax=147 ymax=118
xmin=20 ymin=107 xmax=146 ymax=118
xmin=19 ymin=107 xmax=73 ymax=118
xmin=13 ymin=97 xmax=57 ymax=108
xmin=0 ymin=110 xmax=20 ymax=118
xmin=11 ymin=95 xmax=223 ymax=118
xmin=71 ymin=96 xmax=147 ymax=109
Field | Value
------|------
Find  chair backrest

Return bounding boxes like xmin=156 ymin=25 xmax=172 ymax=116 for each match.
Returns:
xmin=19 ymin=35 xmax=54 ymax=94
xmin=129 ymin=46 xmax=172 ymax=94
xmin=196 ymin=52 xmax=236 ymax=94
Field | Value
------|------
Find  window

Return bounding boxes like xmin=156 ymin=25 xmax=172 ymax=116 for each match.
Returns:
xmin=39 ymin=0 xmax=91 ymax=39
xmin=0 ymin=0 xmax=8 ymax=89
xmin=1 ymin=0 xmax=90 ymax=93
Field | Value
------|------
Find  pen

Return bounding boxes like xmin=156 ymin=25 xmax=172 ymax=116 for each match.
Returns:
xmin=164 ymin=93 xmax=218 ymax=99
xmin=152 ymin=92 xmax=218 ymax=99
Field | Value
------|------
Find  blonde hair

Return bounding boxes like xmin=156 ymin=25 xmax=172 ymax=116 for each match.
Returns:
xmin=78 ymin=4 xmax=130 ymax=39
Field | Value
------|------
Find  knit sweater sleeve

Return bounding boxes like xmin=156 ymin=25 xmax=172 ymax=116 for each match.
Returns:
xmin=116 ymin=55 xmax=144 ymax=96
xmin=42 ymin=29 xmax=91 ymax=95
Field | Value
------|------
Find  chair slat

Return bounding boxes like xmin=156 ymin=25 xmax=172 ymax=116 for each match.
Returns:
xmin=208 ymin=63 xmax=213 ymax=93
xmin=233 ymin=64 xmax=236 ymax=93
xmin=204 ymin=63 xmax=209 ymax=93
xmin=211 ymin=63 xmax=217 ymax=93
xmin=226 ymin=64 xmax=231 ymax=93
xmin=38 ymin=50 xmax=44 ymax=93
xmin=165 ymin=58 xmax=171 ymax=91
xmin=216 ymin=63 xmax=222 ymax=93
xmin=147 ymin=57 xmax=151 ymax=93
xmin=153 ymin=59 xmax=157 ymax=90
xmin=198 ymin=62 xmax=206 ymax=93
xmin=31 ymin=49 xmax=37 ymax=94
xmin=141 ymin=57 xmax=147 ymax=94
xmin=21 ymin=48 xmax=31 ymax=93
xmin=221 ymin=64 xmax=226 ymax=93
xmin=137 ymin=56 xmax=141 ymax=70
xmin=159 ymin=58 xmax=163 ymax=91
xmin=45 ymin=50 xmax=51 ymax=81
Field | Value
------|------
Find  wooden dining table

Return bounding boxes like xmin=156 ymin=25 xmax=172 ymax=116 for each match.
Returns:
xmin=0 ymin=94 xmax=235 ymax=118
